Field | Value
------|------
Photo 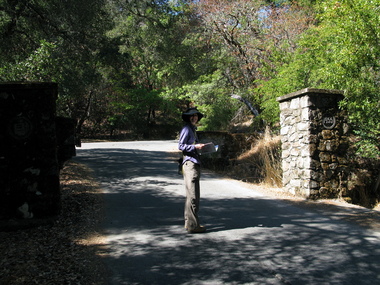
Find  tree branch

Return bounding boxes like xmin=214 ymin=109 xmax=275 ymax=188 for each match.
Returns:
xmin=230 ymin=94 xmax=259 ymax=117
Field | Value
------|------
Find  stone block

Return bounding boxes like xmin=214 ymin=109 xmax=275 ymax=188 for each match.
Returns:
xmin=290 ymin=179 xmax=301 ymax=188
xmin=343 ymin=122 xmax=349 ymax=134
xmin=329 ymin=163 xmax=339 ymax=170
xmin=301 ymin=108 xmax=309 ymax=121
xmin=280 ymin=126 xmax=290 ymax=136
xmin=300 ymin=145 xmax=310 ymax=157
xmin=321 ymin=130 xmax=333 ymax=139
xmin=289 ymin=132 xmax=299 ymax=143
xmin=318 ymin=141 xmax=327 ymax=152
xmin=282 ymin=148 xmax=291 ymax=159
xmin=293 ymin=109 xmax=301 ymax=119
xmin=337 ymin=156 xmax=348 ymax=165
xmin=309 ymin=143 xmax=317 ymax=156
xmin=321 ymin=162 xmax=329 ymax=170
xmin=319 ymin=152 xmax=331 ymax=162
xmin=302 ymin=157 xmax=311 ymax=169
xmin=323 ymin=169 xmax=334 ymax=179
xmin=311 ymin=171 xmax=322 ymax=181
xmin=326 ymin=139 xmax=340 ymax=152
xmin=309 ymin=134 xmax=318 ymax=144
xmin=301 ymin=169 xmax=312 ymax=178
xmin=310 ymin=159 xmax=320 ymax=169
xmin=290 ymin=148 xmax=300 ymax=157
xmin=297 ymin=122 xmax=309 ymax=132
xmin=310 ymin=180 xmax=320 ymax=189
xmin=289 ymin=97 xmax=300 ymax=109
xmin=279 ymin=101 xmax=290 ymax=111
xmin=300 ymin=95 xmax=312 ymax=108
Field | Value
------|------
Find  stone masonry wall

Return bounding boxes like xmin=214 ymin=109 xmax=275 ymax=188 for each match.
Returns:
xmin=277 ymin=88 xmax=349 ymax=199
xmin=0 ymin=82 xmax=73 ymax=229
xmin=196 ymin=131 xmax=258 ymax=171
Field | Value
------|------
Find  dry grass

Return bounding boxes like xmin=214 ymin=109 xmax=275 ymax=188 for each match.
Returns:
xmin=234 ymin=130 xmax=380 ymax=210
xmin=233 ymin=128 xmax=282 ymax=187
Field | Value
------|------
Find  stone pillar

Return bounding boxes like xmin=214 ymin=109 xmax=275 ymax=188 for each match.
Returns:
xmin=0 ymin=82 xmax=61 ymax=228
xmin=277 ymin=88 xmax=349 ymax=199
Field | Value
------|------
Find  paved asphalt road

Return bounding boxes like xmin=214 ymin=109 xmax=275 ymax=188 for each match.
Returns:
xmin=75 ymin=141 xmax=380 ymax=285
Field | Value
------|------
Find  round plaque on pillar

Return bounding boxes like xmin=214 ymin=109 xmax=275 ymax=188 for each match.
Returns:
xmin=322 ymin=114 xmax=336 ymax=129
xmin=8 ymin=116 xmax=34 ymax=140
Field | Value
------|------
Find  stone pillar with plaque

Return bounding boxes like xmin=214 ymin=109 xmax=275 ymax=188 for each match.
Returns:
xmin=277 ymin=88 xmax=349 ymax=199
xmin=0 ymin=82 xmax=61 ymax=229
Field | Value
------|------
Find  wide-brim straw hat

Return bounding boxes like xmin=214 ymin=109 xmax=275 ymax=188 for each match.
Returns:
xmin=182 ymin=107 xmax=204 ymax=122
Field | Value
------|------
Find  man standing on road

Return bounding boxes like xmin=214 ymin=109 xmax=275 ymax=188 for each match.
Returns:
xmin=178 ymin=107 xmax=206 ymax=234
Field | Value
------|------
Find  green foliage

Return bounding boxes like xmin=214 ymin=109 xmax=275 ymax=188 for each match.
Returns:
xmin=0 ymin=41 xmax=60 ymax=81
xmin=163 ymin=70 xmax=239 ymax=131
xmin=0 ymin=0 xmax=113 ymax=124
xmin=105 ymin=0 xmax=222 ymax=135
xmin=0 ymin=0 xmax=377 ymax=153
xmin=259 ymin=0 xmax=380 ymax=157
xmin=312 ymin=0 xmax=380 ymax=158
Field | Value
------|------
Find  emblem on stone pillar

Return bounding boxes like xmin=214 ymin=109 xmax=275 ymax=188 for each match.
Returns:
xmin=8 ymin=116 xmax=33 ymax=140
xmin=322 ymin=114 xmax=336 ymax=129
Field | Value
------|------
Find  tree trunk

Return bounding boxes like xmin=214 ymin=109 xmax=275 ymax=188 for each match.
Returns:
xmin=230 ymin=94 xmax=259 ymax=117
xmin=75 ymin=90 xmax=94 ymax=145
xmin=374 ymin=172 xmax=380 ymax=195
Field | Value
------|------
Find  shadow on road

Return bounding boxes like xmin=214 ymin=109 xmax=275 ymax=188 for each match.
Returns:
xmin=75 ymin=146 xmax=380 ymax=285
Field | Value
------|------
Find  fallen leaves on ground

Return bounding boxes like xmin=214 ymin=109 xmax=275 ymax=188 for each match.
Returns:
xmin=0 ymin=161 xmax=108 ymax=285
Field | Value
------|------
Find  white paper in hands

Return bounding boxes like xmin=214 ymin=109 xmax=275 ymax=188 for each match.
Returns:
xmin=198 ymin=142 xmax=219 ymax=155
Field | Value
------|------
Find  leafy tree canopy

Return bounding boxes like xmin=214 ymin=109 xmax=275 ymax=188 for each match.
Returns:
xmin=0 ymin=0 xmax=378 ymax=157
xmin=259 ymin=0 xmax=380 ymax=157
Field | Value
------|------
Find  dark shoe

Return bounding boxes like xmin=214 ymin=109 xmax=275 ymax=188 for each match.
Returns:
xmin=187 ymin=225 xmax=206 ymax=233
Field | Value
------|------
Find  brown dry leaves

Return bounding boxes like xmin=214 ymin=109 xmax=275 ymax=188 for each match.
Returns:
xmin=0 ymin=161 xmax=108 ymax=285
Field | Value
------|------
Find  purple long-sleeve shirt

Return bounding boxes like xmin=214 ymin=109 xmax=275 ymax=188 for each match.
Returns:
xmin=178 ymin=123 xmax=201 ymax=165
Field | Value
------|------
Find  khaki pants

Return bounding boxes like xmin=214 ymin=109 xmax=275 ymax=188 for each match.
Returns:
xmin=182 ymin=161 xmax=201 ymax=230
